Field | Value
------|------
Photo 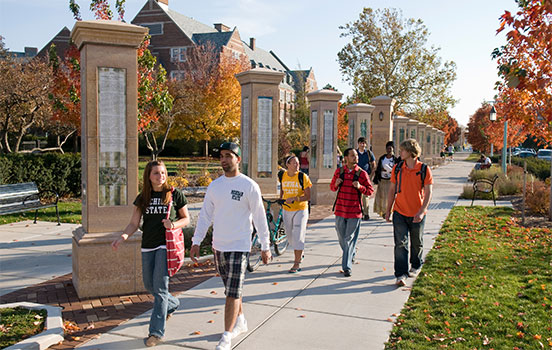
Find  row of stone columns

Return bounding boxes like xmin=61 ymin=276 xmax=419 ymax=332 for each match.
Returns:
xmin=392 ymin=116 xmax=445 ymax=165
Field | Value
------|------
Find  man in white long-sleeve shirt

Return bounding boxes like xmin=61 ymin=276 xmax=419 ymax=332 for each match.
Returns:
xmin=191 ymin=142 xmax=271 ymax=350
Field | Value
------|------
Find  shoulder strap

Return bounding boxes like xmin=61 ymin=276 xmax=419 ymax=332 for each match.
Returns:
xmin=394 ymin=161 xmax=404 ymax=194
xmin=298 ymin=171 xmax=304 ymax=190
xmin=353 ymin=169 xmax=362 ymax=182
xmin=419 ymin=163 xmax=428 ymax=188
xmin=278 ymin=169 xmax=284 ymax=183
xmin=333 ymin=168 xmax=346 ymax=212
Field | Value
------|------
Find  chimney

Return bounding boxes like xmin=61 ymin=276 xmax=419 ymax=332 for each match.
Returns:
xmin=214 ymin=23 xmax=230 ymax=32
xmin=24 ymin=47 xmax=37 ymax=57
xmin=249 ymin=38 xmax=255 ymax=50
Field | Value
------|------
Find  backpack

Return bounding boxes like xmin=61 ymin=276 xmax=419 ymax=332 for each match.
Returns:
xmin=393 ymin=160 xmax=428 ymax=194
xmin=332 ymin=167 xmax=364 ymax=214
xmin=278 ymin=169 xmax=305 ymax=190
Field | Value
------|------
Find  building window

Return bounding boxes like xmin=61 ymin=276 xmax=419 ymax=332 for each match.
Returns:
xmin=143 ymin=23 xmax=163 ymax=35
xmin=169 ymin=70 xmax=185 ymax=80
xmin=279 ymin=90 xmax=284 ymax=102
xmin=171 ymin=47 xmax=187 ymax=62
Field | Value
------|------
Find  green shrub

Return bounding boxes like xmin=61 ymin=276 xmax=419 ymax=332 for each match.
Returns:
xmin=0 ymin=153 xmax=81 ymax=197
xmin=511 ymin=156 xmax=551 ymax=181
xmin=461 ymin=184 xmax=496 ymax=200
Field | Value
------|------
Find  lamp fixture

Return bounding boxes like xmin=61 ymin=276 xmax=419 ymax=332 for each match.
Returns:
xmin=379 ymin=111 xmax=384 ymax=121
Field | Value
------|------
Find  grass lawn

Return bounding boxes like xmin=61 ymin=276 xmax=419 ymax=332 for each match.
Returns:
xmin=465 ymin=152 xmax=482 ymax=162
xmin=0 ymin=200 xmax=81 ymax=225
xmin=0 ymin=307 xmax=46 ymax=348
xmin=386 ymin=206 xmax=552 ymax=349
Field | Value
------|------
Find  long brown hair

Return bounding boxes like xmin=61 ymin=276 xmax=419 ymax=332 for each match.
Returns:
xmin=137 ymin=160 xmax=171 ymax=213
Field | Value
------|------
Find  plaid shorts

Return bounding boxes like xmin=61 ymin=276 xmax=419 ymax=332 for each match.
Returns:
xmin=213 ymin=250 xmax=249 ymax=299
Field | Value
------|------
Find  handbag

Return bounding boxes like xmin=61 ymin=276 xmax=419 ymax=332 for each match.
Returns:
xmin=165 ymin=188 xmax=185 ymax=277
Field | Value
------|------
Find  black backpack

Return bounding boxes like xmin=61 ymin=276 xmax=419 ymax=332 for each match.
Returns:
xmin=278 ymin=169 xmax=305 ymax=190
xmin=332 ymin=167 xmax=364 ymax=213
xmin=393 ymin=160 xmax=428 ymax=194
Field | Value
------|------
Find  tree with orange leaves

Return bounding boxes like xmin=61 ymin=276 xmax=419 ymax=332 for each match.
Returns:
xmin=411 ymin=109 xmax=461 ymax=146
xmin=337 ymin=102 xmax=348 ymax=150
xmin=493 ymin=0 xmax=552 ymax=143
xmin=467 ymin=104 xmax=494 ymax=153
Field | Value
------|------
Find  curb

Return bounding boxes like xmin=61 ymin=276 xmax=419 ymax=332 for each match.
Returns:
xmin=1 ymin=302 xmax=64 ymax=350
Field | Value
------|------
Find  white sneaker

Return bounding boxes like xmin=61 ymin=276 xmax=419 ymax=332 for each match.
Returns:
xmin=215 ymin=332 xmax=232 ymax=350
xmin=231 ymin=315 xmax=248 ymax=338
xmin=408 ymin=267 xmax=421 ymax=277
xmin=395 ymin=275 xmax=407 ymax=286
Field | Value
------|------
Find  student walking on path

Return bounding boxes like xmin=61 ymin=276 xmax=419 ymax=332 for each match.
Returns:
xmin=356 ymin=137 xmax=376 ymax=220
xmin=111 ymin=160 xmax=190 ymax=347
xmin=279 ymin=155 xmax=312 ymax=273
xmin=190 ymin=142 xmax=272 ymax=350
xmin=385 ymin=139 xmax=433 ymax=287
xmin=299 ymin=146 xmax=310 ymax=175
xmin=330 ymin=148 xmax=374 ymax=277
xmin=373 ymin=141 xmax=400 ymax=218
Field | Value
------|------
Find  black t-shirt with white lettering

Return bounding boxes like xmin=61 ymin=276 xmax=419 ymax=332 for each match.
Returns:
xmin=134 ymin=189 xmax=187 ymax=249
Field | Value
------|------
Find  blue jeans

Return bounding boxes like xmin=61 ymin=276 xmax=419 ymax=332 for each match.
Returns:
xmin=392 ymin=211 xmax=425 ymax=278
xmin=335 ymin=216 xmax=361 ymax=272
xmin=142 ymin=249 xmax=179 ymax=338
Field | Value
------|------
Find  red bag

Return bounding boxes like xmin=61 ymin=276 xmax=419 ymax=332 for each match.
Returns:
xmin=165 ymin=189 xmax=185 ymax=277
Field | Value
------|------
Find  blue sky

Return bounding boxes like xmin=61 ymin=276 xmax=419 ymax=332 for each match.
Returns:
xmin=0 ymin=0 xmax=519 ymax=126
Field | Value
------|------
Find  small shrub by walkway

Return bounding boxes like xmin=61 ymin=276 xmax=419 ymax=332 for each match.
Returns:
xmin=386 ymin=206 xmax=552 ymax=349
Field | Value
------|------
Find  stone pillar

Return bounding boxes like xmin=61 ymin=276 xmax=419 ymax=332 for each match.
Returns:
xmin=407 ymin=119 xmax=419 ymax=140
xmin=71 ymin=20 xmax=147 ymax=298
xmin=371 ymin=96 xmax=396 ymax=160
xmin=424 ymin=125 xmax=434 ymax=165
xmin=432 ymin=127 xmax=439 ymax=162
xmin=393 ymin=115 xmax=408 ymax=148
xmin=345 ymin=103 xmax=374 ymax=148
xmin=307 ymin=89 xmax=343 ymax=205
xmin=236 ymin=68 xmax=285 ymax=195
xmin=416 ymin=122 xmax=428 ymax=160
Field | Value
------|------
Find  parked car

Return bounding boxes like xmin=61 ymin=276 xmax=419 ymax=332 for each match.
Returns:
xmin=516 ymin=151 xmax=536 ymax=158
xmin=537 ymin=149 xmax=552 ymax=161
xmin=521 ymin=148 xmax=536 ymax=154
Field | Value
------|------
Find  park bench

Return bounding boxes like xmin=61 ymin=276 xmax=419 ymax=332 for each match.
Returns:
xmin=0 ymin=182 xmax=60 ymax=225
xmin=471 ymin=174 xmax=499 ymax=207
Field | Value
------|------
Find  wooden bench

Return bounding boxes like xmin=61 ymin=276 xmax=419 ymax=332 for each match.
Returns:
xmin=0 ymin=182 xmax=60 ymax=225
xmin=471 ymin=175 xmax=499 ymax=206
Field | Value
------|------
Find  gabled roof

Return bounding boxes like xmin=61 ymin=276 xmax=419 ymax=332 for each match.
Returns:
xmin=163 ymin=7 xmax=217 ymax=41
xmin=37 ymin=26 xmax=72 ymax=58
xmin=241 ymin=41 xmax=287 ymax=73
xmin=192 ymin=31 xmax=233 ymax=51
xmin=289 ymin=69 xmax=312 ymax=91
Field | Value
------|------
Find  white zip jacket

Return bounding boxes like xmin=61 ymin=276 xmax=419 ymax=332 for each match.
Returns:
xmin=192 ymin=173 xmax=270 ymax=252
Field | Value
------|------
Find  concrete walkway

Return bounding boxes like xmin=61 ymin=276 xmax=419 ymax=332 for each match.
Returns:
xmin=77 ymin=155 xmax=500 ymax=349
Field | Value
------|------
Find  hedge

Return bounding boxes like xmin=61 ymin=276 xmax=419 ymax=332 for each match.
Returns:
xmin=0 ymin=153 xmax=81 ymax=197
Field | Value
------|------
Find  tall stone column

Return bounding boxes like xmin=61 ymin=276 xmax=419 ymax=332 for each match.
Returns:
xmin=393 ymin=115 xmax=408 ymax=148
xmin=417 ymin=122 xmax=428 ymax=160
xmin=236 ymin=68 xmax=284 ymax=195
xmin=424 ymin=124 xmax=434 ymax=165
xmin=345 ymin=103 xmax=374 ymax=148
xmin=71 ymin=20 xmax=147 ymax=298
xmin=371 ymin=96 xmax=396 ymax=159
xmin=307 ymin=89 xmax=343 ymax=205
xmin=407 ymin=119 xmax=419 ymax=140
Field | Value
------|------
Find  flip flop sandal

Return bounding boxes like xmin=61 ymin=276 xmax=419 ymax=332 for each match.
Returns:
xmin=289 ymin=267 xmax=302 ymax=273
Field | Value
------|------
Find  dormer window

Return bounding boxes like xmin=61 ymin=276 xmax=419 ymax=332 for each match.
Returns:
xmin=171 ymin=47 xmax=187 ymax=62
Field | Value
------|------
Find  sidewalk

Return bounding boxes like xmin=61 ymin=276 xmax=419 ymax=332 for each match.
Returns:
xmin=76 ymin=155 xmax=490 ymax=349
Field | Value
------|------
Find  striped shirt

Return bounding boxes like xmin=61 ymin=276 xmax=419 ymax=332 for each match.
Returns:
xmin=330 ymin=165 xmax=374 ymax=218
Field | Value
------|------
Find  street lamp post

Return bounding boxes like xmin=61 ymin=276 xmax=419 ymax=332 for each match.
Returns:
xmin=489 ymin=105 xmax=508 ymax=176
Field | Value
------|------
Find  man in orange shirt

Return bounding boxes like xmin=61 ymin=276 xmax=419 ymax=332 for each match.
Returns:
xmin=385 ymin=139 xmax=433 ymax=286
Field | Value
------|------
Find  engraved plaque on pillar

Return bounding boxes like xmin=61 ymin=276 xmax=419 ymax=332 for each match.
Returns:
xmin=257 ymin=97 xmax=272 ymax=177
xmin=98 ymin=67 xmax=127 ymax=206
xmin=241 ymin=97 xmax=250 ymax=176
xmin=311 ymin=110 xmax=317 ymax=168
xmin=348 ymin=119 xmax=355 ymax=147
xmin=323 ymin=110 xmax=334 ymax=168
xmin=361 ymin=120 xmax=367 ymax=138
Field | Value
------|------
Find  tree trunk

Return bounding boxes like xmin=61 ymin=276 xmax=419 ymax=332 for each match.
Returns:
xmin=205 ymin=140 xmax=209 ymax=161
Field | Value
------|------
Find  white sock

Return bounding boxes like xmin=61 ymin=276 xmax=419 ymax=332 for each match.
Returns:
xmin=236 ymin=314 xmax=245 ymax=323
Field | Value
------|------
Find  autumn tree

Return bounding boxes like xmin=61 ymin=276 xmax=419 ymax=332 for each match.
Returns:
xmin=0 ymin=44 xmax=52 ymax=153
xmin=467 ymin=104 xmax=494 ymax=153
xmin=337 ymin=102 xmax=348 ymax=151
xmin=286 ymin=71 xmax=310 ymax=153
xmin=413 ymin=109 xmax=461 ymax=146
xmin=338 ymin=8 xmax=457 ymax=116
xmin=170 ymin=43 xmax=248 ymax=159
xmin=493 ymin=0 xmax=552 ymax=143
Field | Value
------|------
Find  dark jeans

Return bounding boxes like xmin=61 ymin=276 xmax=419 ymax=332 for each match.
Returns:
xmin=392 ymin=211 xmax=425 ymax=278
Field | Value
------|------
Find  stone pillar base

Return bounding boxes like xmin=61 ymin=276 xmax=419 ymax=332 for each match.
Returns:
xmin=310 ymin=179 xmax=335 ymax=205
xmin=72 ymin=227 xmax=145 ymax=299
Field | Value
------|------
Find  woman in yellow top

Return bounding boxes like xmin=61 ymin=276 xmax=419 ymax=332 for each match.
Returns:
xmin=279 ymin=155 xmax=312 ymax=273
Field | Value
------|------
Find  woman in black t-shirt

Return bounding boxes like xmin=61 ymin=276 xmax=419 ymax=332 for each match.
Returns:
xmin=112 ymin=160 xmax=189 ymax=347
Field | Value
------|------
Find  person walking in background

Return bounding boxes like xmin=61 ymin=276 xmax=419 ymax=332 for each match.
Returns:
xmin=373 ymin=141 xmax=399 ymax=218
xmin=356 ymin=137 xmax=376 ymax=220
xmin=330 ymin=148 xmax=374 ymax=277
xmin=112 ymin=160 xmax=190 ymax=347
xmin=190 ymin=142 xmax=271 ymax=350
xmin=299 ymin=146 xmax=310 ymax=175
xmin=385 ymin=139 xmax=433 ymax=287
xmin=279 ymin=155 xmax=312 ymax=273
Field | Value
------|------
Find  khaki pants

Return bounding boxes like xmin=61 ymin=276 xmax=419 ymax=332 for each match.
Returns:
xmin=361 ymin=193 xmax=369 ymax=216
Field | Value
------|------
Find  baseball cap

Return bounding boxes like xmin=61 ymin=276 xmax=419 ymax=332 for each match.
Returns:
xmin=218 ymin=142 xmax=241 ymax=157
